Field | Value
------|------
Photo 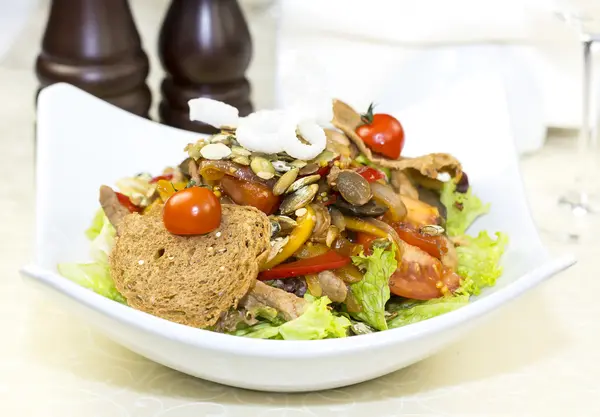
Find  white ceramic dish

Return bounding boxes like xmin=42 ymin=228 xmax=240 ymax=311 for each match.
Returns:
xmin=21 ymin=83 xmax=575 ymax=393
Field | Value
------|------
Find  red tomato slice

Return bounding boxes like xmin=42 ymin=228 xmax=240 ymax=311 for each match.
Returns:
xmin=392 ymin=222 xmax=447 ymax=260
xmin=220 ymin=176 xmax=280 ymax=215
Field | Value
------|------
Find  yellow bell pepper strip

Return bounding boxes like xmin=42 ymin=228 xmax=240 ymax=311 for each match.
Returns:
xmin=343 ymin=216 xmax=388 ymax=239
xmin=261 ymin=205 xmax=316 ymax=270
xmin=305 ymin=274 xmax=322 ymax=297
xmin=294 ymin=243 xmax=330 ymax=259
xmin=343 ymin=216 xmax=403 ymax=262
xmin=156 ymin=179 xmax=187 ymax=202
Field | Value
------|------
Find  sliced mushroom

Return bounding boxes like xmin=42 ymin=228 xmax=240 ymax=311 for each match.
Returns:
xmin=317 ymin=271 xmax=347 ymax=303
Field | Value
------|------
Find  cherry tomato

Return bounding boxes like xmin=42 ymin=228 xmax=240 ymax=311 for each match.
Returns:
xmin=220 ymin=176 xmax=280 ymax=215
xmin=163 ymin=187 xmax=221 ymax=235
xmin=392 ymin=222 xmax=447 ymax=260
xmin=355 ymin=166 xmax=386 ymax=182
xmin=355 ymin=104 xmax=405 ymax=159
xmin=115 ymin=192 xmax=142 ymax=213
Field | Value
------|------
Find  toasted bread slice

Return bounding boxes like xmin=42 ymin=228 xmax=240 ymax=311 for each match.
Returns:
xmin=109 ymin=203 xmax=271 ymax=328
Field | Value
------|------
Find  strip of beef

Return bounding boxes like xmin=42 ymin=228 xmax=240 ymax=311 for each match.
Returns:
xmin=242 ymin=281 xmax=307 ymax=321
xmin=99 ymin=185 xmax=130 ymax=232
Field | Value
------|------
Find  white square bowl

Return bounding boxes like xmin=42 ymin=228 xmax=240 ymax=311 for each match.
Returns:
xmin=21 ymin=82 xmax=575 ymax=393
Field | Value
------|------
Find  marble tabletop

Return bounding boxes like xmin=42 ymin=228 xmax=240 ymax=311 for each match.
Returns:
xmin=2 ymin=1 xmax=599 ymax=416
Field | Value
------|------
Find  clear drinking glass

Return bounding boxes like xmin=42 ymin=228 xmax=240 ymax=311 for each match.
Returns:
xmin=553 ymin=2 xmax=600 ymax=215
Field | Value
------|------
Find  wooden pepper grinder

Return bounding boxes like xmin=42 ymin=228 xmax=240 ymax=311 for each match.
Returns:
xmin=36 ymin=0 xmax=151 ymax=117
xmin=158 ymin=0 xmax=253 ymax=133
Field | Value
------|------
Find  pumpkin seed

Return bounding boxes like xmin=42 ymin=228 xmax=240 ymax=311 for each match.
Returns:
xmin=298 ymin=163 xmax=319 ymax=176
xmin=286 ymin=174 xmax=321 ymax=194
xmin=231 ymin=146 xmax=252 ymax=157
xmin=256 ymin=171 xmax=275 ymax=180
xmin=272 ymin=160 xmax=293 ymax=172
xmin=272 ymin=168 xmax=299 ymax=196
xmin=420 ymin=224 xmax=445 ymax=237
xmin=269 ymin=215 xmax=297 ymax=232
xmin=279 ymin=184 xmax=319 ymax=214
xmin=337 ymin=170 xmax=372 ymax=206
xmin=250 ymin=156 xmax=275 ymax=177
xmin=200 ymin=143 xmax=232 ymax=160
xmin=290 ymin=159 xmax=308 ymax=169
xmin=232 ymin=155 xmax=250 ymax=166
xmin=313 ymin=150 xmax=337 ymax=165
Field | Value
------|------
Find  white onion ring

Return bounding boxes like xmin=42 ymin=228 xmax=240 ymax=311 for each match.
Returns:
xmin=283 ymin=120 xmax=326 ymax=160
xmin=188 ymin=98 xmax=240 ymax=128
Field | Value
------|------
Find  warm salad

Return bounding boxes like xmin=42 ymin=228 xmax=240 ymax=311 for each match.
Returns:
xmin=58 ymin=98 xmax=507 ymax=340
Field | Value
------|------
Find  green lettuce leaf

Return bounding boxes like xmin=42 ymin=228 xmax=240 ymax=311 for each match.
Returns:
xmin=441 ymin=181 xmax=490 ymax=237
xmin=58 ymin=210 xmax=125 ymax=304
xmin=88 ymin=210 xmax=117 ymax=264
xmin=457 ymin=231 xmax=508 ymax=295
xmin=387 ymin=293 xmax=470 ymax=329
xmin=234 ymin=296 xmax=351 ymax=340
xmin=350 ymin=247 xmax=397 ymax=331
xmin=85 ymin=209 xmax=106 ymax=240
xmin=57 ymin=262 xmax=126 ymax=304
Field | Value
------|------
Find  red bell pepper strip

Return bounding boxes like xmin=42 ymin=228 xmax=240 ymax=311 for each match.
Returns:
xmin=116 ymin=192 xmax=143 ymax=213
xmin=258 ymin=251 xmax=351 ymax=280
xmin=150 ymin=173 xmax=174 ymax=184
xmin=355 ymin=166 xmax=385 ymax=182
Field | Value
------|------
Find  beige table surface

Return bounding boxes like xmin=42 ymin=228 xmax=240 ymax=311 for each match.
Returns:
xmin=2 ymin=2 xmax=599 ymax=416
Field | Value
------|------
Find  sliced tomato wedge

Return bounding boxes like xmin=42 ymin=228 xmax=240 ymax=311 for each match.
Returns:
xmin=258 ymin=251 xmax=351 ymax=280
xmin=220 ymin=176 xmax=280 ymax=215
xmin=389 ymin=243 xmax=461 ymax=300
xmin=392 ymin=222 xmax=447 ymax=260
xmin=115 ymin=192 xmax=142 ymax=213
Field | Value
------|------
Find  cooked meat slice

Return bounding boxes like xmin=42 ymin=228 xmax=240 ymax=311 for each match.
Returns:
xmin=243 ymin=281 xmax=307 ymax=321
xmin=331 ymin=99 xmax=462 ymax=179
xmin=109 ymin=204 xmax=271 ymax=329
xmin=99 ymin=185 xmax=130 ymax=231
xmin=390 ymin=170 xmax=419 ymax=199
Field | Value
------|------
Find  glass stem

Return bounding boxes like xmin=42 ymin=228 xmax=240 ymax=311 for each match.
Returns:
xmin=578 ymin=39 xmax=595 ymax=203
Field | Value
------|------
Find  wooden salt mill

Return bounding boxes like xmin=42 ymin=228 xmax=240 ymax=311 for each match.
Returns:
xmin=158 ymin=0 xmax=254 ymax=133
xmin=36 ymin=0 xmax=151 ymax=117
